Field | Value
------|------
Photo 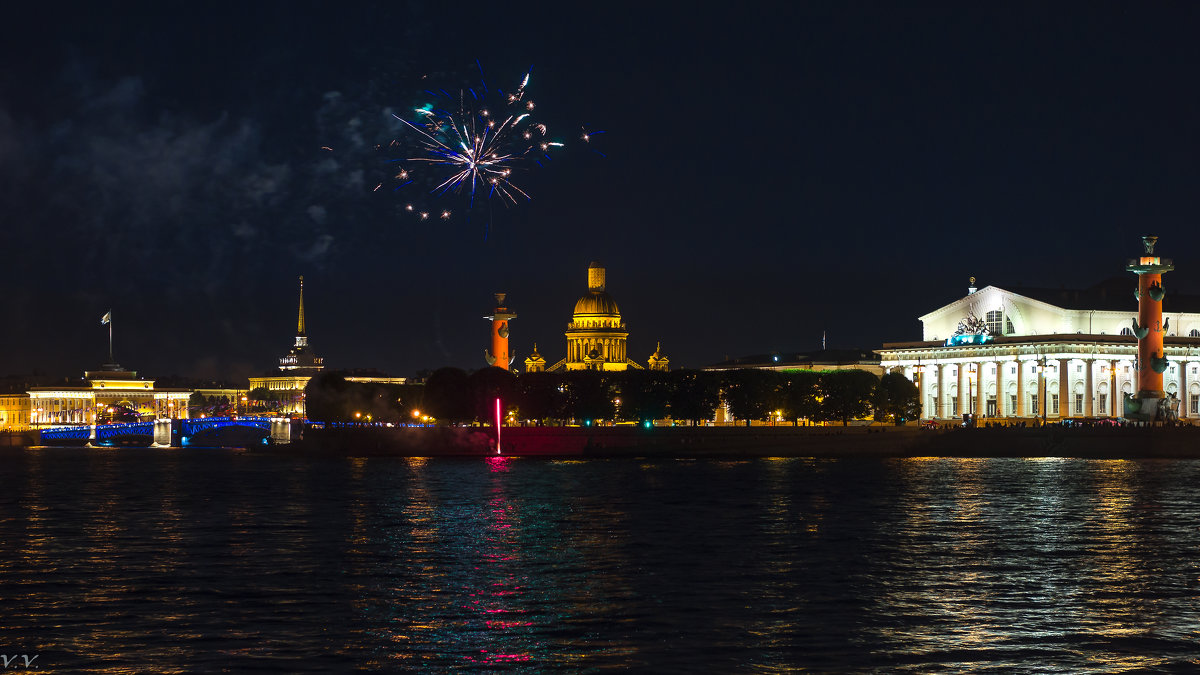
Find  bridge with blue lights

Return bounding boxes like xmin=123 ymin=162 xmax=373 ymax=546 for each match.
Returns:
xmin=38 ymin=417 xmax=295 ymax=447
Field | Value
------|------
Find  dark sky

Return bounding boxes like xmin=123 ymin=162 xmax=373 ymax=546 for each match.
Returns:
xmin=3 ymin=2 xmax=1199 ymax=381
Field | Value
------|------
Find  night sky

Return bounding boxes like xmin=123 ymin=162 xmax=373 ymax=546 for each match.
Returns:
xmin=3 ymin=2 xmax=1199 ymax=381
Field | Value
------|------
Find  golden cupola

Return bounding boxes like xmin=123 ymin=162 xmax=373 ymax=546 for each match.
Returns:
xmin=564 ymin=261 xmax=630 ymax=371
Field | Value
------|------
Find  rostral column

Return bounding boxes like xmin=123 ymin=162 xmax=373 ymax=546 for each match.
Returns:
xmin=1125 ymin=236 xmax=1173 ymax=417
xmin=484 ymin=293 xmax=516 ymax=370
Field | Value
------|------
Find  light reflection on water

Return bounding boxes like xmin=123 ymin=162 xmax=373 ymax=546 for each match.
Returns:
xmin=2 ymin=449 xmax=1200 ymax=672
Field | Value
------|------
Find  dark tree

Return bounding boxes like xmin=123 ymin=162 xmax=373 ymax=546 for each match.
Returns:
xmin=422 ymin=367 xmax=473 ymax=423
xmin=561 ymin=370 xmax=614 ymax=423
xmin=872 ymin=371 xmax=920 ymax=425
xmin=517 ymin=371 xmax=564 ymax=423
xmin=780 ymin=370 xmax=821 ymax=425
xmin=722 ymin=369 xmax=780 ymax=426
xmin=393 ymin=383 xmax=426 ymax=420
xmin=188 ymin=391 xmax=206 ymax=416
xmin=819 ymin=370 xmax=879 ymax=425
xmin=304 ymin=371 xmax=351 ymax=422
xmin=668 ymin=370 xmax=721 ymax=425
xmin=467 ymin=367 xmax=518 ymax=423
xmin=616 ymin=369 xmax=672 ymax=423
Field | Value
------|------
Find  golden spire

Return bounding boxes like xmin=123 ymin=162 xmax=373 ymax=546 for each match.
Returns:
xmin=297 ymin=275 xmax=306 ymax=336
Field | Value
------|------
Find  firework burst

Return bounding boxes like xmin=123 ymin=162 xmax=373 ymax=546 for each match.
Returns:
xmin=377 ymin=64 xmax=605 ymax=234
xmin=381 ymin=65 xmax=581 ymax=224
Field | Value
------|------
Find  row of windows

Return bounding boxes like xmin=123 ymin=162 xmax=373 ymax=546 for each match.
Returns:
xmin=972 ymin=309 xmax=1200 ymax=338
xmin=927 ymin=363 xmax=1200 ymax=377
xmin=1118 ymin=327 xmax=1200 ymax=337
xmin=936 ymin=392 xmax=1200 ymax=416
xmin=942 ymin=393 xmax=1118 ymax=416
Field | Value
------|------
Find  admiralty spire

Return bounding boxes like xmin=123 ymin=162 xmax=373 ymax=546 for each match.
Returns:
xmin=280 ymin=276 xmax=323 ymax=373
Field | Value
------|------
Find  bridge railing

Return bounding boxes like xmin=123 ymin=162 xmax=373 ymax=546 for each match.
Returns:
xmin=95 ymin=422 xmax=155 ymax=440
xmin=38 ymin=425 xmax=93 ymax=441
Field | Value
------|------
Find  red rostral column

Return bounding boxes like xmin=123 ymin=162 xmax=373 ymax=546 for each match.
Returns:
xmin=484 ymin=293 xmax=516 ymax=370
xmin=1126 ymin=236 xmax=1173 ymax=400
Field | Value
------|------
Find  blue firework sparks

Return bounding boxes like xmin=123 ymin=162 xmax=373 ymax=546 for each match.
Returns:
xmin=380 ymin=66 xmax=570 ymax=222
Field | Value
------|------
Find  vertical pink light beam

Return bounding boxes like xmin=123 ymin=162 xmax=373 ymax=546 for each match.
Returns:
xmin=495 ymin=397 xmax=502 ymax=454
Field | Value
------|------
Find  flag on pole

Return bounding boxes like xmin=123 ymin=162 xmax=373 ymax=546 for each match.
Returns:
xmin=101 ymin=310 xmax=111 ymax=325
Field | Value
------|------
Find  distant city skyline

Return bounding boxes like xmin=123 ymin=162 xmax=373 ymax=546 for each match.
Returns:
xmin=3 ymin=3 xmax=1199 ymax=379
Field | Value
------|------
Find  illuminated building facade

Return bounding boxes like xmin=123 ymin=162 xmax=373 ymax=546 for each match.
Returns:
xmin=0 ymin=393 xmax=31 ymax=431
xmin=878 ymin=270 xmax=1200 ymax=422
xmin=704 ymin=349 xmax=883 ymax=375
xmin=26 ymin=368 xmax=191 ymax=427
xmin=523 ymin=344 xmax=547 ymax=373
xmin=542 ymin=261 xmax=667 ymax=372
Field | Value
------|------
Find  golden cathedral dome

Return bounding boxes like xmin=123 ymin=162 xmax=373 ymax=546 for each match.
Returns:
xmin=573 ymin=292 xmax=621 ymax=316
xmin=572 ymin=261 xmax=621 ymax=316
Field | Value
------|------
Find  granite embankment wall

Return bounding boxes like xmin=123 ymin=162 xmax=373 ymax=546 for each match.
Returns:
xmin=0 ymin=430 xmax=39 ymax=447
xmin=289 ymin=424 xmax=1200 ymax=458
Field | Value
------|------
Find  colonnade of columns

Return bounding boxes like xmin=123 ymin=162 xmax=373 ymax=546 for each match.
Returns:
xmin=28 ymin=395 xmax=96 ymax=425
xmin=152 ymin=397 xmax=191 ymax=419
xmin=901 ymin=356 xmax=1188 ymax=421
xmin=568 ymin=338 xmax=627 ymax=363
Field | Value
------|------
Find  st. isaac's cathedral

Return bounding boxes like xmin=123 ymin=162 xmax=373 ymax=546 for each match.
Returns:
xmin=525 ymin=261 xmax=669 ymax=373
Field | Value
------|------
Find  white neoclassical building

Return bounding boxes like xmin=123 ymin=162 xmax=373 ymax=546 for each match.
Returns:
xmin=877 ymin=278 xmax=1200 ymax=422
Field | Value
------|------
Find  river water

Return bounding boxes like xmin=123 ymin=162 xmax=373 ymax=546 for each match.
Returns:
xmin=2 ymin=448 xmax=1199 ymax=673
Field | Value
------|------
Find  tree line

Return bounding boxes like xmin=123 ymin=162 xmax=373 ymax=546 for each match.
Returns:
xmin=304 ymin=367 xmax=920 ymax=426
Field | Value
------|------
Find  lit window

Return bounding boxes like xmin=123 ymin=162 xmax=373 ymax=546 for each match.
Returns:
xmin=986 ymin=310 xmax=1004 ymax=335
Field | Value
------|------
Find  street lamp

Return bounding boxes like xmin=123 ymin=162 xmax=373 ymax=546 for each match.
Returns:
xmin=1036 ymin=356 xmax=1048 ymax=425
xmin=914 ymin=359 xmax=925 ymax=420
xmin=1110 ymin=363 xmax=1117 ymax=419
xmin=968 ymin=366 xmax=976 ymax=426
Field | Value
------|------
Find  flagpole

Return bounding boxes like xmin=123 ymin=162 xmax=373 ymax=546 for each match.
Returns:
xmin=109 ymin=316 xmax=113 ymax=363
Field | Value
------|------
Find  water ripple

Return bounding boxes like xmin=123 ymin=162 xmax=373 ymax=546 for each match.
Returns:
xmin=2 ymin=449 xmax=1200 ymax=672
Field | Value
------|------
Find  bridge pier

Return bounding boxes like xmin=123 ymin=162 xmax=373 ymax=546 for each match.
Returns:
xmin=270 ymin=418 xmax=292 ymax=444
xmin=153 ymin=418 xmax=174 ymax=447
